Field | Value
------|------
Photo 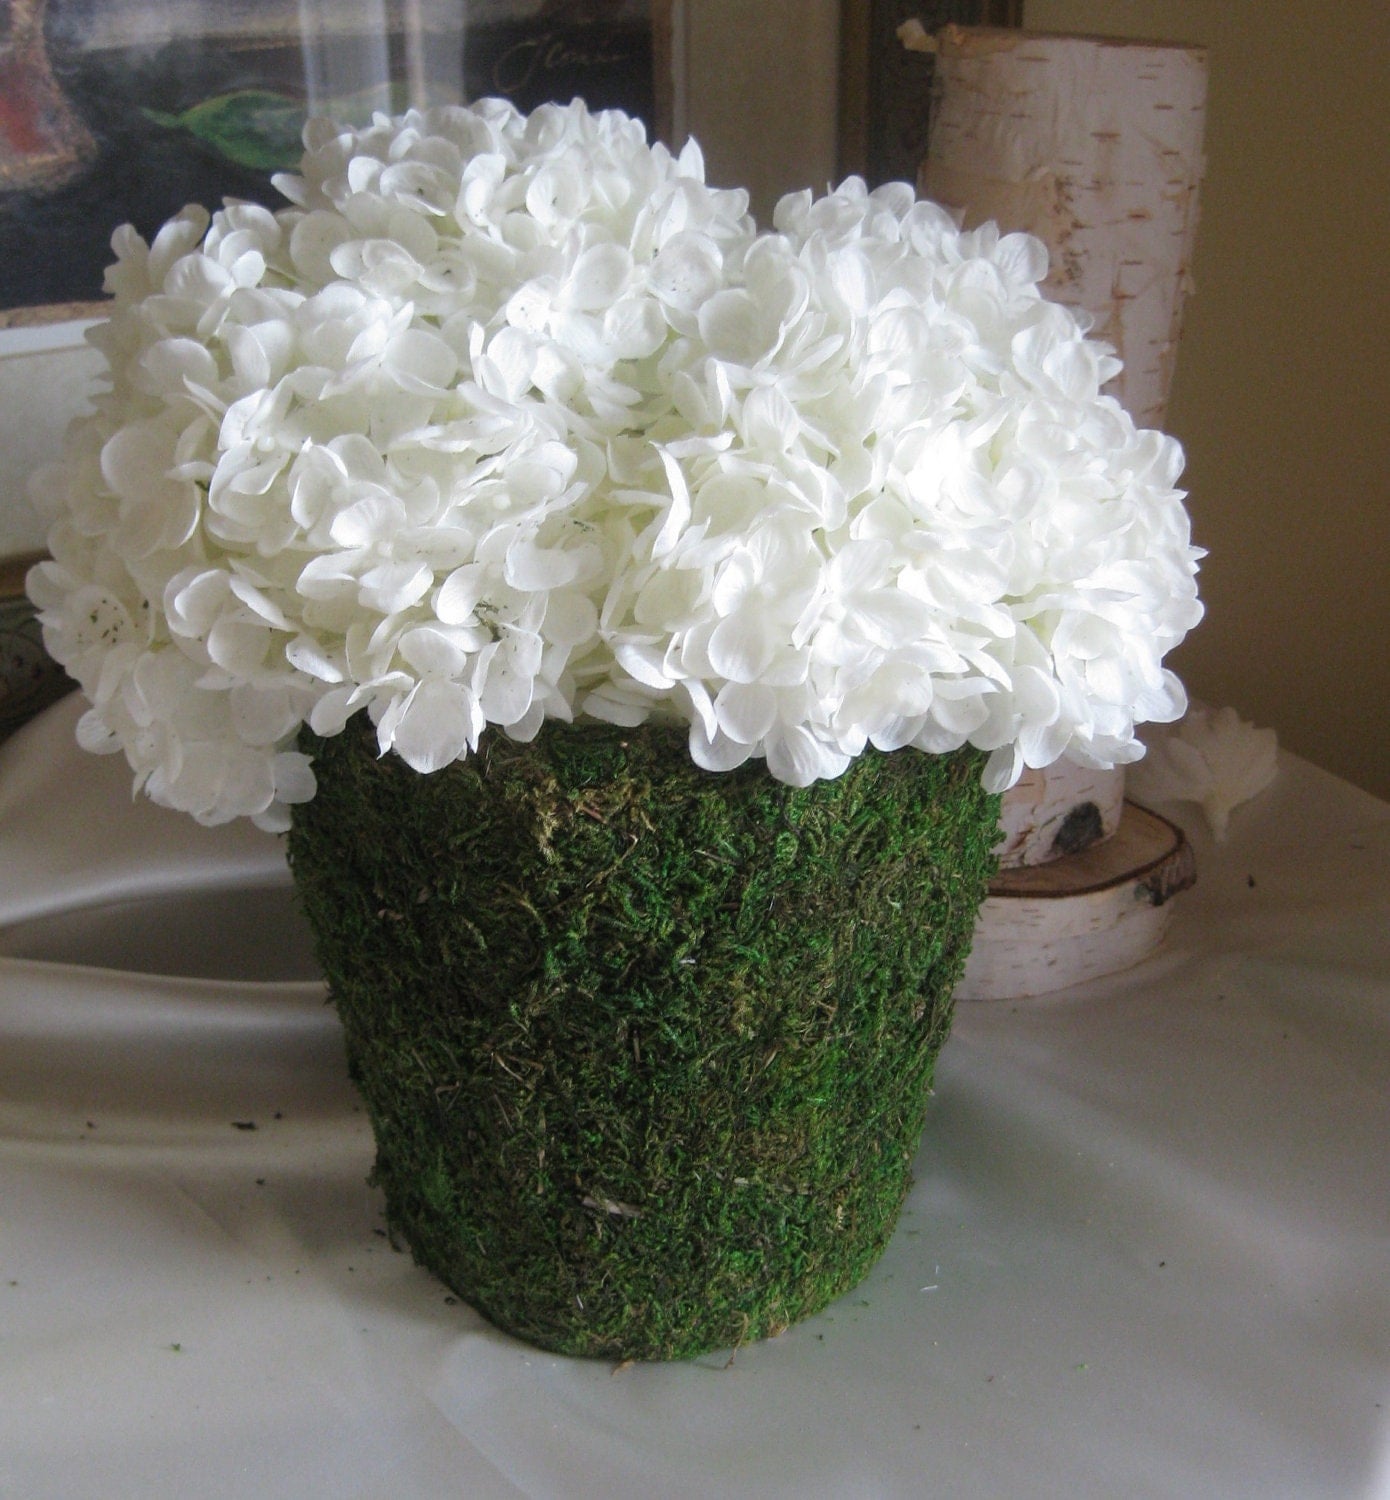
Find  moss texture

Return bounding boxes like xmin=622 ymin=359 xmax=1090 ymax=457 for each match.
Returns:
xmin=288 ymin=717 xmax=999 ymax=1361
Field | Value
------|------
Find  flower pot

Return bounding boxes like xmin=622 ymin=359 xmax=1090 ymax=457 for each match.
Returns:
xmin=287 ymin=717 xmax=999 ymax=1361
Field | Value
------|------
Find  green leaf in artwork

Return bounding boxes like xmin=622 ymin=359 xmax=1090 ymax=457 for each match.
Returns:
xmin=143 ymin=91 xmax=307 ymax=172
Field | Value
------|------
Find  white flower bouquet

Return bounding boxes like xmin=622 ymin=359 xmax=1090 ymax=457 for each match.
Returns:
xmin=29 ymin=98 xmax=1201 ymax=831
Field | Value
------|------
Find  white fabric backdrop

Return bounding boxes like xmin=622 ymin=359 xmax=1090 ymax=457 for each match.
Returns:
xmin=2 ymin=696 xmax=1387 ymax=1499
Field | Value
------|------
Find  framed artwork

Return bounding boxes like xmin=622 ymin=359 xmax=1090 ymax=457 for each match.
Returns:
xmin=0 ymin=0 xmax=673 ymax=320
xmin=838 ymin=0 xmax=1021 ymax=189
xmin=465 ymin=1 xmax=674 ymax=144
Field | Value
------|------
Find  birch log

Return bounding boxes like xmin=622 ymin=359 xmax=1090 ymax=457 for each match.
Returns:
xmin=956 ymin=803 xmax=1195 ymax=1001
xmin=994 ymin=759 xmax=1125 ymax=868
xmin=920 ymin=26 xmax=1208 ymax=431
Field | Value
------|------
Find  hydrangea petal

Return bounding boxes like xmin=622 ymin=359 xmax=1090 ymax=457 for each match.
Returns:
xmin=714 ymin=681 xmax=777 ymax=744
xmin=388 ymin=679 xmax=482 ymax=773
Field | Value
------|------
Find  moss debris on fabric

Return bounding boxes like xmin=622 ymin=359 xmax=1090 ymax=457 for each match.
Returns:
xmin=288 ymin=718 xmax=999 ymax=1361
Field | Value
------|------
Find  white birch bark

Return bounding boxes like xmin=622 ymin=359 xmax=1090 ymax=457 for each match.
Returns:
xmin=920 ymin=25 xmax=1208 ymax=431
xmin=994 ymin=760 xmax=1125 ymax=869
xmin=956 ymin=804 xmax=1196 ymax=1001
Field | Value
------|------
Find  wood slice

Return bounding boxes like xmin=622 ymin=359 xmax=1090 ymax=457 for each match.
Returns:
xmin=956 ymin=801 xmax=1195 ymax=1000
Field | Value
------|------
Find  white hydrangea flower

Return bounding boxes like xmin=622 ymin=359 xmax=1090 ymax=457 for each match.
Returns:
xmin=29 ymin=99 xmax=1203 ymax=828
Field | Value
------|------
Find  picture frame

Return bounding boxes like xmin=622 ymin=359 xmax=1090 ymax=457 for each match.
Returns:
xmin=465 ymin=1 xmax=675 ymax=148
xmin=837 ymin=0 xmax=1021 ymax=188
xmin=0 ymin=0 xmax=674 ymax=322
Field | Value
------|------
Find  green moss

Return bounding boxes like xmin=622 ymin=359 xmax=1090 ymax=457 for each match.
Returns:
xmin=288 ymin=717 xmax=999 ymax=1361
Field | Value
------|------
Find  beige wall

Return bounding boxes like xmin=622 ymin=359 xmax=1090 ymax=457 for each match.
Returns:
xmin=1024 ymin=0 xmax=1390 ymax=799
xmin=681 ymin=0 xmax=842 ymax=222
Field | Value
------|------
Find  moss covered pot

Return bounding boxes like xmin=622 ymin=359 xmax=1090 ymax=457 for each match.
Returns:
xmin=287 ymin=716 xmax=999 ymax=1361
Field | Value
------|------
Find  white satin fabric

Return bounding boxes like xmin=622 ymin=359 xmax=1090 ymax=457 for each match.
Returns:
xmin=3 ymin=696 xmax=1387 ymax=1500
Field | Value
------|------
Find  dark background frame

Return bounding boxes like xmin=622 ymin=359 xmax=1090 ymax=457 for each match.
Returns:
xmin=838 ymin=0 xmax=1022 ymax=188
xmin=0 ymin=0 xmax=671 ymax=319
